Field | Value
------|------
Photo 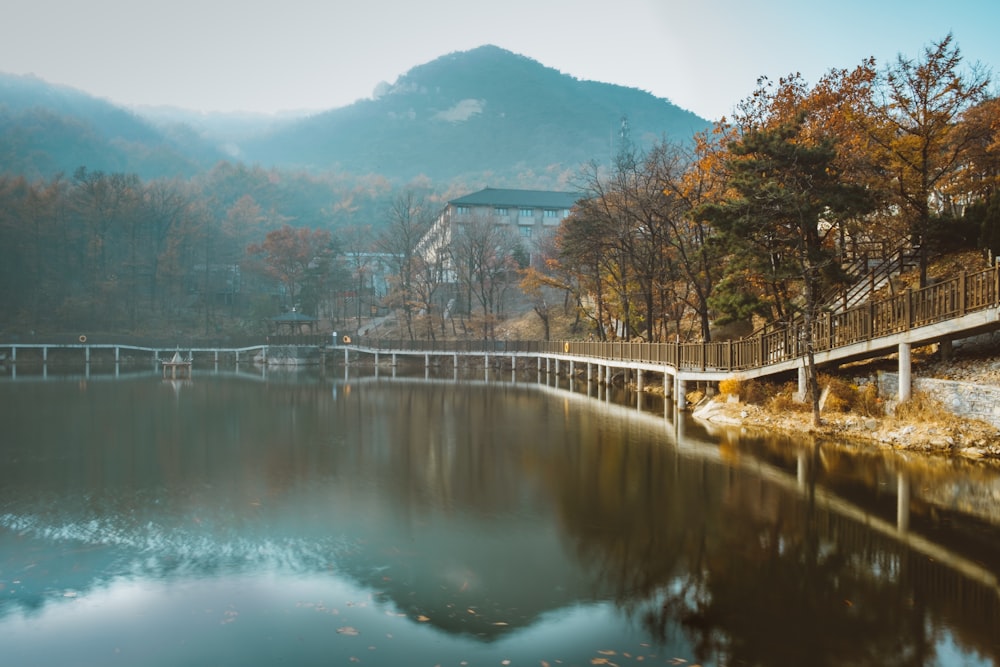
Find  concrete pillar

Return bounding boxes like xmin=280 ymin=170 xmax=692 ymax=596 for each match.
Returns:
xmin=424 ymin=353 xmax=429 ymax=369
xmin=555 ymin=359 xmax=561 ymax=376
xmin=343 ymin=347 xmax=349 ymax=365
xmin=375 ymin=351 xmax=380 ymax=366
xmin=43 ymin=346 xmax=48 ymax=363
xmin=676 ymin=377 xmax=686 ymax=411
xmin=898 ymin=342 xmax=912 ymax=402
xmin=587 ymin=363 xmax=592 ymax=383
xmin=797 ymin=364 xmax=807 ymax=402
xmin=605 ymin=364 xmax=612 ymax=385
xmin=664 ymin=372 xmax=672 ymax=398
xmin=636 ymin=369 xmax=644 ymax=393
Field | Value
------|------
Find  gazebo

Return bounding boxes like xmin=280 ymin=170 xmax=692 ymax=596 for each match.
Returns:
xmin=267 ymin=309 xmax=318 ymax=335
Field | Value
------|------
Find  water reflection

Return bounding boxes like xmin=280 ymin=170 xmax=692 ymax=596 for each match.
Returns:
xmin=0 ymin=369 xmax=998 ymax=666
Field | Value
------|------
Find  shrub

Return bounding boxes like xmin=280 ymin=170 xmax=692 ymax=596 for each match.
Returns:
xmin=819 ymin=374 xmax=855 ymax=413
xmin=741 ymin=378 xmax=769 ymax=404
xmin=856 ymin=383 xmax=883 ymax=417
xmin=768 ymin=381 xmax=810 ymax=413
xmin=718 ymin=376 xmax=741 ymax=397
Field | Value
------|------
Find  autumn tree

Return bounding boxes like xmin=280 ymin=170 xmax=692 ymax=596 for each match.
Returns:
xmin=557 ymin=208 xmax=612 ymax=340
xmin=247 ymin=224 xmax=334 ymax=315
xmin=870 ymin=34 xmax=990 ymax=285
xmin=699 ymin=114 xmax=872 ymax=425
xmin=652 ymin=132 xmax=733 ymax=341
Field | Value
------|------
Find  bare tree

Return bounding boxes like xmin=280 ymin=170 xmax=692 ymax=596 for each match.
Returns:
xmin=449 ymin=214 xmax=522 ymax=340
xmin=376 ymin=192 xmax=433 ymax=341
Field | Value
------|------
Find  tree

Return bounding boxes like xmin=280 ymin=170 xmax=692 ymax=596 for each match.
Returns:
xmin=653 ymin=133 xmax=732 ymax=341
xmin=247 ymin=224 xmax=333 ymax=313
xmin=376 ymin=192 xmax=434 ymax=341
xmin=449 ymin=214 xmax=522 ymax=340
xmin=699 ymin=114 xmax=872 ymax=425
xmin=870 ymin=34 xmax=991 ymax=285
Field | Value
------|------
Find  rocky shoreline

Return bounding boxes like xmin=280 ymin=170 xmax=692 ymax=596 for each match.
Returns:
xmin=693 ymin=398 xmax=1000 ymax=462
xmin=691 ymin=337 xmax=1000 ymax=463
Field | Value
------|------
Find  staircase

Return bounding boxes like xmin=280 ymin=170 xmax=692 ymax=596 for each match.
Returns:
xmin=827 ymin=240 xmax=921 ymax=314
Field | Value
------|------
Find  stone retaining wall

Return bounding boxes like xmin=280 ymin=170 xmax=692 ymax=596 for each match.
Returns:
xmin=878 ymin=371 xmax=1000 ymax=428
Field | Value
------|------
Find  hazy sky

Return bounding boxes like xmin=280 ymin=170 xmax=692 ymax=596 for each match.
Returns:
xmin=2 ymin=0 xmax=998 ymax=121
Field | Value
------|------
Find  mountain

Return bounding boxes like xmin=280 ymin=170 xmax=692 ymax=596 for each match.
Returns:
xmin=236 ymin=45 xmax=711 ymax=182
xmin=0 ymin=46 xmax=710 ymax=185
xmin=0 ymin=73 xmax=223 ymax=180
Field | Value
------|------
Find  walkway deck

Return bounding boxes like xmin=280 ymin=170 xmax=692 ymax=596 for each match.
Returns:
xmin=342 ymin=264 xmax=1000 ymax=408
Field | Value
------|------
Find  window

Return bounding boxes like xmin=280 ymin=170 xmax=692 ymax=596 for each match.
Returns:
xmin=519 ymin=208 xmax=534 ymax=220
xmin=495 ymin=207 xmax=509 ymax=217
xmin=543 ymin=209 xmax=564 ymax=225
xmin=455 ymin=205 xmax=471 ymax=215
xmin=519 ymin=226 xmax=533 ymax=238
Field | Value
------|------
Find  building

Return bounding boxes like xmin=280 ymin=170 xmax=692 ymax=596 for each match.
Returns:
xmin=417 ymin=187 xmax=578 ymax=281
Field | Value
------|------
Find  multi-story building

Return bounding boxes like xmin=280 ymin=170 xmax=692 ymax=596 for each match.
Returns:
xmin=416 ymin=187 xmax=577 ymax=281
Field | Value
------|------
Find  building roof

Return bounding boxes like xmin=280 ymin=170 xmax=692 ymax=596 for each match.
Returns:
xmin=448 ymin=187 xmax=578 ymax=209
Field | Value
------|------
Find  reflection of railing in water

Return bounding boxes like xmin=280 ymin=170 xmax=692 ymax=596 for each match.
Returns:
xmin=817 ymin=508 xmax=1000 ymax=642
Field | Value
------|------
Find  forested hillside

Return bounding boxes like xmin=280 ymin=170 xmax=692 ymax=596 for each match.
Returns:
xmin=0 ymin=73 xmax=222 ymax=180
xmin=239 ymin=45 xmax=710 ymax=182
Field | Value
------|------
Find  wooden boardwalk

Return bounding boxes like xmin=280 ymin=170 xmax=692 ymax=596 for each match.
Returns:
xmin=5 ymin=265 xmax=1000 ymax=405
xmin=343 ymin=264 xmax=1000 ymax=408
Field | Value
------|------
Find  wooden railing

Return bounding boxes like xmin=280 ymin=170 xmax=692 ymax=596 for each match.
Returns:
xmin=359 ymin=264 xmax=1000 ymax=374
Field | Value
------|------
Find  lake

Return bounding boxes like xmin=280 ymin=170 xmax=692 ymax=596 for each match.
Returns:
xmin=1 ymin=364 xmax=999 ymax=666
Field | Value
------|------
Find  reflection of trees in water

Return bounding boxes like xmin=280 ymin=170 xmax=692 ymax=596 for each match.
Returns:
xmin=663 ymin=503 xmax=934 ymax=666
xmin=546 ymin=427 xmax=1000 ymax=666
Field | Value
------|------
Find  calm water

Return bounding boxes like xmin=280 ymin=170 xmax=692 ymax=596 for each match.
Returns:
xmin=1 ymin=365 xmax=999 ymax=667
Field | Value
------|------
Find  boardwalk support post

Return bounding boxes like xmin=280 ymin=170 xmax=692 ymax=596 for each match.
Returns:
xmin=898 ymin=342 xmax=912 ymax=403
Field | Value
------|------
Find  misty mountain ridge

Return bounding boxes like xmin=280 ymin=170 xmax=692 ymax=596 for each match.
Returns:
xmin=0 ymin=72 xmax=224 ymax=179
xmin=238 ymin=45 xmax=710 ymax=181
xmin=1 ymin=45 xmax=710 ymax=185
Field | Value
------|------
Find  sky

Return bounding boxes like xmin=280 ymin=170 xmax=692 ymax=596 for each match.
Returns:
xmin=2 ymin=0 xmax=999 ymax=121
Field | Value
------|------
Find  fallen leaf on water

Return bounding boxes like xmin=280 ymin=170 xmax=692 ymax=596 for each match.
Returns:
xmin=417 ymin=615 xmax=430 ymax=622
xmin=598 ymin=650 xmax=616 ymax=656
xmin=492 ymin=621 xmax=509 ymax=626
xmin=467 ymin=608 xmax=476 ymax=615
xmin=542 ymin=661 xmax=551 ymax=667
xmin=337 ymin=626 xmax=360 ymax=636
